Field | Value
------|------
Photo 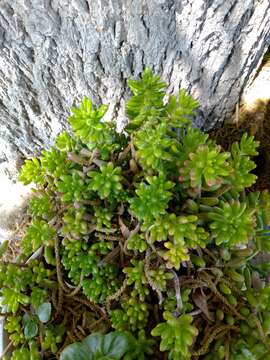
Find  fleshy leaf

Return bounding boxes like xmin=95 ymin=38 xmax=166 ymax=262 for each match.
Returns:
xmin=60 ymin=342 xmax=89 ymax=360
xmin=60 ymin=332 xmax=129 ymax=360
xmin=36 ymin=302 xmax=52 ymax=323
xmin=23 ymin=315 xmax=38 ymax=340
xmin=151 ymin=313 xmax=198 ymax=360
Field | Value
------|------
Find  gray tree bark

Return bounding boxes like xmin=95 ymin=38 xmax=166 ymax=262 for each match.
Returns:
xmin=0 ymin=0 xmax=269 ymax=178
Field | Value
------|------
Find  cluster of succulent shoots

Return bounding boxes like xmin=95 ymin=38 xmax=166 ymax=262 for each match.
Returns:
xmin=1 ymin=69 xmax=270 ymax=359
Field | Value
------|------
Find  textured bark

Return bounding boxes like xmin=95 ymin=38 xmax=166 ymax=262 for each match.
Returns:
xmin=0 ymin=0 xmax=269 ymax=177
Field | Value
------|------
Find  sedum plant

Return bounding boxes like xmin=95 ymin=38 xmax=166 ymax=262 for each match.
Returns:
xmin=22 ymin=220 xmax=56 ymax=256
xmin=208 ymin=200 xmax=256 ymax=247
xmin=2 ymin=68 xmax=270 ymax=359
xmin=151 ymin=313 xmax=198 ymax=359
xmin=28 ymin=191 xmax=54 ymax=219
xmin=88 ymin=162 xmax=124 ymax=200
xmin=129 ymin=174 xmax=174 ymax=223
xmin=179 ymin=144 xmax=231 ymax=189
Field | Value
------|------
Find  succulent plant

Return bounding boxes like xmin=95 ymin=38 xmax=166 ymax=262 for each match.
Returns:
xmin=61 ymin=207 xmax=89 ymax=237
xmin=123 ymin=259 xmax=149 ymax=301
xmin=166 ymin=90 xmax=199 ymax=124
xmin=5 ymin=68 xmax=270 ymax=359
xmin=4 ymin=316 xmax=25 ymax=346
xmin=22 ymin=220 xmax=56 ymax=255
xmin=28 ymin=192 xmax=54 ymax=219
xmin=179 ymin=143 xmax=231 ymax=190
xmin=42 ymin=325 xmax=65 ymax=353
xmin=56 ymin=171 xmax=88 ymax=203
xmin=55 ymin=131 xmax=78 ymax=152
xmin=129 ymin=174 xmax=174 ymax=223
xmin=208 ymin=200 xmax=256 ymax=247
xmin=82 ymin=264 xmax=119 ymax=303
xmin=229 ymin=133 xmax=259 ymax=191
xmin=40 ymin=148 xmax=72 ymax=179
xmin=93 ymin=205 xmax=113 ymax=230
xmin=69 ymin=97 xmax=110 ymax=145
xmin=151 ymin=313 xmax=198 ymax=360
xmin=134 ymin=123 xmax=178 ymax=173
xmin=88 ymin=162 xmax=123 ymax=201
xmin=127 ymin=233 xmax=148 ymax=253
xmin=0 ymin=261 xmax=52 ymax=314
xmin=110 ymin=295 xmax=149 ymax=332
xmin=147 ymin=265 xmax=173 ymax=292
xmin=125 ymin=67 xmax=166 ymax=129
xmin=10 ymin=342 xmax=40 ymax=360
xmin=19 ymin=157 xmax=45 ymax=185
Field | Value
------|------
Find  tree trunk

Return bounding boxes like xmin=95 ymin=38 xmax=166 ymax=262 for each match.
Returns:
xmin=0 ymin=0 xmax=269 ymax=178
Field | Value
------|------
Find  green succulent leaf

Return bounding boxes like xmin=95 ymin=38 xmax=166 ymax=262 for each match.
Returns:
xmin=209 ymin=200 xmax=256 ymax=247
xmin=56 ymin=171 xmax=88 ymax=203
xmin=88 ymin=162 xmax=123 ymax=200
xmin=179 ymin=144 xmax=231 ymax=190
xmin=68 ymin=97 xmax=119 ymax=157
xmin=160 ymin=240 xmax=189 ymax=269
xmin=60 ymin=332 xmax=129 ymax=360
xmin=28 ymin=192 xmax=54 ymax=219
xmin=11 ymin=342 xmax=40 ymax=360
xmin=127 ymin=233 xmax=148 ymax=253
xmin=62 ymin=239 xmax=119 ymax=303
xmin=148 ymin=265 xmax=173 ymax=292
xmin=178 ymin=127 xmax=208 ymax=164
xmin=148 ymin=214 xmax=207 ymax=269
xmin=22 ymin=220 xmax=56 ymax=255
xmin=233 ymin=132 xmax=259 ymax=156
xmin=93 ymin=206 xmax=113 ymax=230
xmin=61 ymin=207 xmax=89 ymax=237
xmin=229 ymin=133 xmax=259 ymax=191
xmin=123 ymin=259 xmax=149 ymax=300
xmin=82 ymin=264 xmax=119 ymax=304
xmin=30 ymin=288 xmax=47 ymax=309
xmin=40 ymin=147 xmax=72 ymax=179
xmin=23 ymin=315 xmax=38 ymax=340
xmin=19 ymin=158 xmax=45 ymax=185
xmin=55 ymin=131 xmax=78 ymax=152
xmin=166 ymin=90 xmax=199 ymax=127
xmin=129 ymin=175 xmax=174 ymax=223
xmin=110 ymin=296 xmax=149 ymax=332
xmin=2 ymin=288 xmax=29 ymax=313
xmin=126 ymin=68 xmax=166 ymax=130
xmin=36 ymin=302 xmax=52 ymax=323
xmin=151 ymin=313 xmax=198 ymax=360
xmin=134 ymin=123 xmax=178 ymax=173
